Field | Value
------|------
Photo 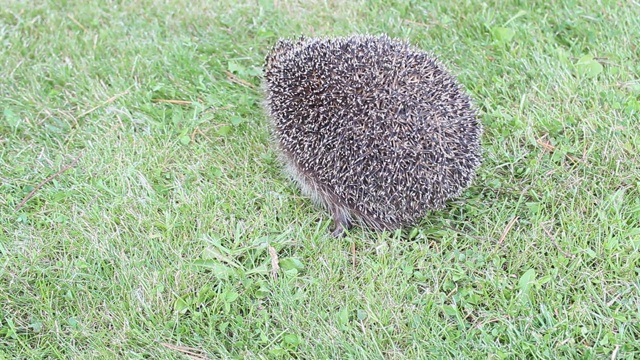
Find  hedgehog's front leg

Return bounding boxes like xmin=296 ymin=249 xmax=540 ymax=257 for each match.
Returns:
xmin=330 ymin=206 xmax=351 ymax=237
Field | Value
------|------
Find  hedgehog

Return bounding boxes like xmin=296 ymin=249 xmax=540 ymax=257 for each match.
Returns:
xmin=263 ymin=35 xmax=482 ymax=237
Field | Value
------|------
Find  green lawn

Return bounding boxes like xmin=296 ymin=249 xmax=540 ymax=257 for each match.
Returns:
xmin=1 ymin=0 xmax=639 ymax=358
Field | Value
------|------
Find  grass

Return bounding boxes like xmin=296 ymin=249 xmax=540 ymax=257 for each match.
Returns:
xmin=1 ymin=0 xmax=639 ymax=358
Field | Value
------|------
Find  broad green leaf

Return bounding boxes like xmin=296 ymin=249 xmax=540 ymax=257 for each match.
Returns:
xmin=518 ymin=269 xmax=536 ymax=293
xmin=223 ymin=291 xmax=239 ymax=302
xmin=210 ymin=167 xmax=223 ymax=177
xmin=174 ymin=297 xmax=189 ymax=314
xmin=336 ymin=308 xmax=349 ymax=326
xmin=230 ymin=116 xmax=244 ymax=126
xmin=492 ymin=27 xmax=515 ymax=42
xmin=442 ymin=305 xmax=458 ymax=316
xmin=227 ymin=61 xmax=246 ymax=75
xmin=217 ymin=125 xmax=232 ymax=136
xmin=3 ymin=108 xmax=19 ymax=127
xmin=283 ymin=333 xmax=301 ymax=346
xmin=279 ymin=257 xmax=304 ymax=271
xmin=576 ymin=54 xmax=603 ymax=78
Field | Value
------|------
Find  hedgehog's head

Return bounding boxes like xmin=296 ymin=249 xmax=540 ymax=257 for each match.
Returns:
xmin=264 ymin=36 xmax=308 ymax=73
xmin=265 ymin=40 xmax=292 ymax=70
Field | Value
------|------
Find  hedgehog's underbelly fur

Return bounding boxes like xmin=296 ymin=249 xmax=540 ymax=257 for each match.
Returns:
xmin=264 ymin=35 xmax=483 ymax=233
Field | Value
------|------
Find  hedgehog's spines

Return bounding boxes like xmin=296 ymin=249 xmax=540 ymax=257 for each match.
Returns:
xmin=263 ymin=35 xmax=483 ymax=235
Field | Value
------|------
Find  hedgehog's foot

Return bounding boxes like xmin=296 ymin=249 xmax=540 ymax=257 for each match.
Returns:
xmin=331 ymin=222 xmax=349 ymax=238
xmin=330 ymin=208 xmax=351 ymax=238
